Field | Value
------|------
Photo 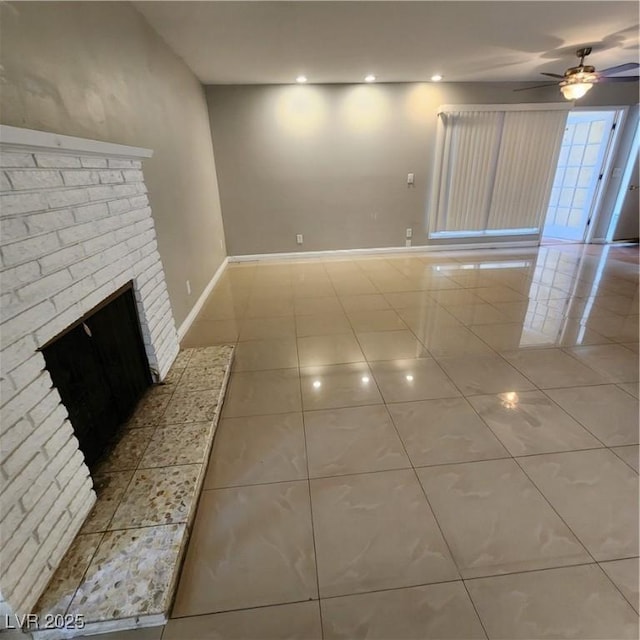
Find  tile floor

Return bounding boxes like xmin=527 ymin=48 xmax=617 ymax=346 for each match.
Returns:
xmin=97 ymin=244 xmax=638 ymax=639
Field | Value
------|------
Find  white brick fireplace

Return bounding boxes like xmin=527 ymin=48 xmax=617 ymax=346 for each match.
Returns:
xmin=0 ymin=126 xmax=180 ymax=622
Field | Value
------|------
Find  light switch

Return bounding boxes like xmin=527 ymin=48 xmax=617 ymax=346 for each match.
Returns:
xmin=407 ymin=173 xmax=415 ymax=185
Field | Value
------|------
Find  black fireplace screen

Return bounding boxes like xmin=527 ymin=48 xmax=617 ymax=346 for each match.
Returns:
xmin=42 ymin=284 xmax=152 ymax=469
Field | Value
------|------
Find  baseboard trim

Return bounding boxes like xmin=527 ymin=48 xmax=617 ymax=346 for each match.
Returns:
xmin=228 ymin=241 xmax=539 ymax=263
xmin=177 ymin=257 xmax=228 ymax=341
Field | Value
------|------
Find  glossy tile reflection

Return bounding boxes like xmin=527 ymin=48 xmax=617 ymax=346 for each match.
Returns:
xmin=369 ymin=357 xmax=460 ymax=403
xmin=518 ymin=449 xmax=639 ymax=561
xmin=437 ymin=355 xmax=536 ymax=396
xmin=175 ymin=244 xmax=637 ymax=640
xmin=70 ymin=245 xmax=637 ymax=639
xmin=164 ymin=601 xmax=322 ymax=640
xmin=310 ymin=469 xmax=458 ymax=597
xmin=304 ymin=405 xmax=410 ymax=477
xmin=204 ymin=413 xmax=307 ymax=488
xmin=322 ymin=582 xmax=486 ymax=640
xmin=545 ymin=384 xmax=639 ymax=446
xmin=567 ymin=343 xmax=640 ymax=383
xmin=469 ymin=390 xmax=602 ymax=455
xmin=388 ymin=398 xmax=508 ymax=466
xmin=417 ymin=459 xmax=591 ymax=578
xmin=502 ymin=348 xmax=609 ymax=388
xmin=612 ymin=444 xmax=640 ymax=472
xmin=467 ymin=564 xmax=638 ymax=639
xmin=172 ymin=481 xmax=317 ymax=615
xmin=300 ymin=363 xmax=383 ymax=410
xmin=600 ymin=558 xmax=640 ymax=613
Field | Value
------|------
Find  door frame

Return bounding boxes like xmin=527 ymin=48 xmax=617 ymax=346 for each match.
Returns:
xmin=606 ymin=116 xmax=639 ymax=242
xmin=577 ymin=106 xmax=628 ymax=243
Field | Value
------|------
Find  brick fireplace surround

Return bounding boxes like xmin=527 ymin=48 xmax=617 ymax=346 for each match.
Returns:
xmin=0 ymin=126 xmax=180 ymax=623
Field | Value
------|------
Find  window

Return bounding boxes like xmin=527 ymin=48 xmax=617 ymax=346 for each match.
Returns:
xmin=429 ymin=104 xmax=570 ymax=239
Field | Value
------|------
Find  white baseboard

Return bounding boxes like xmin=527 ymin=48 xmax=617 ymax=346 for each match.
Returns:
xmin=177 ymin=257 xmax=228 ymax=341
xmin=592 ymin=239 xmax=639 ymax=245
xmin=228 ymin=241 xmax=538 ymax=263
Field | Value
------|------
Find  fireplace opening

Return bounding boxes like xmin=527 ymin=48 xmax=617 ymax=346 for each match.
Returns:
xmin=42 ymin=282 xmax=152 ymax=469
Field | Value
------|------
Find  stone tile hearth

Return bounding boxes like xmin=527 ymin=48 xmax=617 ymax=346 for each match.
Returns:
xmin=30 ymin=345 xmax=234 ymax=639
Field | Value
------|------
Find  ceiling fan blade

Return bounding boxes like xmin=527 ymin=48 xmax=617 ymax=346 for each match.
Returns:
xmin=514 ymin=82 xmax=558 ymax=92
xmin=541 ymin=72 xmax=564 ymax=79
xmin=598 ymin=75 xmax=640 ymax=83
xmin=599 ymin=62 xmax=640 ymax=76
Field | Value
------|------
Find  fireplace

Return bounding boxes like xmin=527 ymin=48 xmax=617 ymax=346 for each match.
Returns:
xmin=42 ymin=283 xmax=152 ymax=469
xmin=0 ymin=125 xmax=180 ymax=623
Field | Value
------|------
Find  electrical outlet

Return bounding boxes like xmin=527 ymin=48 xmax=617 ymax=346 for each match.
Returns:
xmin=296 ymin=234 xmax=304 ymax=245
xmin=406 ymin=228 xmax=413 ymax=239
xmin=186 ymin=280 xmax=191 ymax=295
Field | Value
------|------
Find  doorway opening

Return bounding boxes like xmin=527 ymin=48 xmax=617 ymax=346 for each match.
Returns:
xmin=606 ymin=119 xmax=639 ymax=242
xmin=542 ymin=109 xmax=620 ymax=243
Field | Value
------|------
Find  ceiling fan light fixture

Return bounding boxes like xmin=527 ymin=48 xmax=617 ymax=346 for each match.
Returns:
xmin=560 ymin=81 xmax=593 ymax=100
xmin=559 ymin=69 xmax=598 ymax=100
xmin=559 ymin=71 xmax=597 ymax=100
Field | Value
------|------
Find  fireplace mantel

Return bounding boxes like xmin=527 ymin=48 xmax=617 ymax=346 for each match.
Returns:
xmin=0 ymin=125 xmax=154 ymax=159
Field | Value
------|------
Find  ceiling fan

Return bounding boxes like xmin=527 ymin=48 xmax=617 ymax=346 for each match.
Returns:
xmin=517 ymin=47 xmax=639 ymax=100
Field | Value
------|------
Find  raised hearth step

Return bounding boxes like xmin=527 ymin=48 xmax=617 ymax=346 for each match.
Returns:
xmin=29 ymin=345 xmax=234 ymax=640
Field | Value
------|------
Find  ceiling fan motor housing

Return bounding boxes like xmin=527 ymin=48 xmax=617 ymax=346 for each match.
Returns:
xmin=565 ymin=65 xmax=596 ymax=77
xmin=562 ymin=64 xmax=598 ymax=87
xmin=561 ymin=47 xmax=598 ymax=84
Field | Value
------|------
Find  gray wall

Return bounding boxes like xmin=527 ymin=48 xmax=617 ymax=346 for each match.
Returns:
xmin=206 ymin=82 xmax=638 ymax=256
xmin=0 ymin=1 xmax=226 ymax=328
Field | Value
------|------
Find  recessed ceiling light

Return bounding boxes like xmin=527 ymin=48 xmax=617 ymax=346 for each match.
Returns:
xmin=364 ymin=74 xmax=376 ymax=83
xmin=296 ymin=75 xmax=308 ymax=84
xmin=431 ymin=74 xmax=443 ymax=82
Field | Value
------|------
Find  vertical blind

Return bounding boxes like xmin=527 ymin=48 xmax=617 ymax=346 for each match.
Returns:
xmin=431 ymin=105 xmax=569 ymax=236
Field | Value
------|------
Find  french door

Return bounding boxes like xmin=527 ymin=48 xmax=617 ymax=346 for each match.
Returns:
xmin=543 ymin=110 xmax=616 ymax=242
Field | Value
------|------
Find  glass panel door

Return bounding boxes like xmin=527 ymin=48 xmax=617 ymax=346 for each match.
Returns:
xmin=543 ymin=110 xmax=615 ymax=242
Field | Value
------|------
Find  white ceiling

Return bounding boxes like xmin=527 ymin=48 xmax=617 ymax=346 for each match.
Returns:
xmin=134 ymin=1 xmax=639 ymax=85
